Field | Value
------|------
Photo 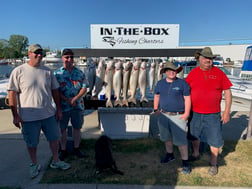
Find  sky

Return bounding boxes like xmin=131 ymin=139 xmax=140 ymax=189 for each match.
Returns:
xmin=1 ymin=0 xmax=252 ymax=50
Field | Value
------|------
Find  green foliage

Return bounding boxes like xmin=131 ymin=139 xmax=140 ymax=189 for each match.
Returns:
xmin=0 ymin=34 xmax=29 ymax=58
xmin=8 ymin=35 xmax=29 ymax=58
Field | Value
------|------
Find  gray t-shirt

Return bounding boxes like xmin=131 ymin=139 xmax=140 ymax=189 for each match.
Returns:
xmin=8 ymin=63 xmax=59 ymax=121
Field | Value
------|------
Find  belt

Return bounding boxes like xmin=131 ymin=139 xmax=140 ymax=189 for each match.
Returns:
xmin=161 ymin=110 xmax=184 ymax=116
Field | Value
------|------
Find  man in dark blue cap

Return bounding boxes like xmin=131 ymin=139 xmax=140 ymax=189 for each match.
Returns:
xmin=54 ymin=48 xmax=88 ymax=160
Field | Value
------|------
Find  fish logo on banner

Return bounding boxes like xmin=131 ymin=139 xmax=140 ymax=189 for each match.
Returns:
xmin=102 ymin=36 xmax=116 ymax=47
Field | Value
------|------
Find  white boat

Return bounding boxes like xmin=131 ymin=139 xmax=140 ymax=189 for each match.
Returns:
xmin=76 ymin=56 xmax=88 ymax=67
xmin=240 ymin=45 xmax=252 ymax=80
xmin=213 ymin=56 xmax=224 ymax=67
xmin=23 ymin=56 xmax=30 ymax=63
xmin=228 ymin=75 xmax=252 ymax=100
xmin=42 ymin=52 xmax=63 ymax=64
xmin=233 ymin=60 xmax=243 ymax=68
xmin=0 ymin=78 xmax=9 ymax=99
xmin=0 ymin=59 xmax=9 ymax=65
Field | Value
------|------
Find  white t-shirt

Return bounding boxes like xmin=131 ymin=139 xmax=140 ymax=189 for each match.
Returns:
xmin=8 ymin=63 xmax=59 ymax=121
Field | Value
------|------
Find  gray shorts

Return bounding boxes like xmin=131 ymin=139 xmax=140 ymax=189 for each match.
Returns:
xmin=60 ymin=109 xmax=84 ymax=130
xmin=22 ymin=115 xmax=61 ymax=148
xmin=157 ymin=112 xmax=188 ymax=146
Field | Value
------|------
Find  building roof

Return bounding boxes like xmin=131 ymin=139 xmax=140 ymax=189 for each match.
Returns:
xmin=69 ymin=48 xmax=202 ymax=57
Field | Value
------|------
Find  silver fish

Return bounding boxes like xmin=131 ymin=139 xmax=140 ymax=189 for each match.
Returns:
xmin=122 ymin=60 xmax=132 ymax=107
xmin=104 ymin=60 xmax=115 ymax=107
xmin=93 ymin=59 xmax=106 ymax=98
xmin=148 ymin=61 xmax=156 ymax=93
xmin=87 ymin=58 xmax=96 ymax=95
xmin=128 ymin=59 xmax=141 ymax=105
xmin=113 ymin=60 xmax=123 ymax=107
xmin=138 ymin=61 xmax=148 ymax=102
xmin=156 ymin=62 xmax=164 ymax=83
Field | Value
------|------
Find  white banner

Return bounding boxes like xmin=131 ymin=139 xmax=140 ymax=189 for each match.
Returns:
xmin=91 ymin=24 xmax=179 ymax=49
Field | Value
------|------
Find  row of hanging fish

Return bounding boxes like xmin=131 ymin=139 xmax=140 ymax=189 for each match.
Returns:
xmin=84 ymin=58 xmax=167 ymax=108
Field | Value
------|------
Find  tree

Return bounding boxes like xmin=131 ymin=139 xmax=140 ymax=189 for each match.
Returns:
xmin=8 ymin=35 xmax=29 ymax=58
xmin=0 ymin=39 xmax=9 ymax=58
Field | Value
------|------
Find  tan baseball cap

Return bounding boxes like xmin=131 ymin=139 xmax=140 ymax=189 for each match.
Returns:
xmin=28 ymin=44 xmax=43 ymax=52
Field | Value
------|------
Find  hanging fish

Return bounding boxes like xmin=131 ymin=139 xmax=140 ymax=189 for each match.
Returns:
xmin=104 ymin=60 xmax=115 ymax=107
xmin=87 ymin=58 xmax=96 ymax=95
xmin=122 ymin=60 xmax=132 ymax=107
xmin=156 ymin=61 xmax=164 ymax=83
xmin=113 ymin=60 xmax=123 ymax=107
xmin=93 ymin=59 xmax=106 ymax=98
xmin=128 ymin=59 xmax=141 ymax=105
xmin=138 ymin=61 xmax=148 ymax=103
xmin=148 ymin=61 xmax=156 ymax=93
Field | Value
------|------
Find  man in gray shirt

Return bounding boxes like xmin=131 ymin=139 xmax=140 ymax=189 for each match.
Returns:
xmin=8 ymin=44 xmax=71 ymax=179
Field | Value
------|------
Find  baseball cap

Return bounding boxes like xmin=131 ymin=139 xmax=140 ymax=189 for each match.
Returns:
xmin=62 ymin=49 xmax=74 ymax=56
xmin=28 ymin=44 xmax=43 ymax=52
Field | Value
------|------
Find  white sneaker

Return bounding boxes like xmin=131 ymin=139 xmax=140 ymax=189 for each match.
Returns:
xmin=50 ymin=160 xmax=71 ymax=170
xmin=30 ymin=163 xmax=41 ymax=179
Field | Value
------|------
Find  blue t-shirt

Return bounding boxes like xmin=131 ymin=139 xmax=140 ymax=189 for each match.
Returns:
xmin=154 ymin=78 xmax=190 ymax=112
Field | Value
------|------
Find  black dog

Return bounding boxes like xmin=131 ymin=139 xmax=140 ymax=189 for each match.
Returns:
xmin=95 ymin=135 xmax=123 ymax=175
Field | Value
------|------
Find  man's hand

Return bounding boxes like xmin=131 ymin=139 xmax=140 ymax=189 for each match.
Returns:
xmin=55 ymin=109 xmax=62 ymax=121
xmin=221 ymin=111 xmax=230 ymax=124
xmin=179 ymin=113 xmax=189 ymax=121
xmin=151 ymin=109 xmax=160 ymax=116
xmin=13 ymin=115 xmax=23 ymax=129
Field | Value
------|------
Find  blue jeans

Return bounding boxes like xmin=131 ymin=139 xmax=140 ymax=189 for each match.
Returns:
xmin=189 ymin=112 xmax=223 ymax=148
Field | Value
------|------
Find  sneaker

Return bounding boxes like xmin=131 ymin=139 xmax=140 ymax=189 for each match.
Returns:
xmin=50 ymin=160 xmax=71 ymax=170
xmin=30 ymin=163 xmax=41 ymax=179
xmin=188 ymin=155 xmax=200 ymax=162
xmin=73 ymin=148 xmax=87 ymax=158
xmin=59 ymin=150 xmax=68 ymax=161
xmin=160 ymin=153 xmax=175 ymax=164
xmin=182 ymin=164 xmax=191 ymax=175
xmin=208 ymin=164 xmax=218 ymax=176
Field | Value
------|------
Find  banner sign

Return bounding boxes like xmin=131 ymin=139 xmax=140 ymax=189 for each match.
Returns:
xmin=91 ymin=24 xmax=179 ymax=49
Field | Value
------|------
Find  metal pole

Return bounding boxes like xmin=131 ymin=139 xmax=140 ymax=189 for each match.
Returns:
xmin=246 ymin=100 xmax=252 ymax=140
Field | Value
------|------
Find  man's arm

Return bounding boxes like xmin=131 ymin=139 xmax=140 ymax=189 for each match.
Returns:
xmin=52 ymin=89 xmax=62 ymax=121
xmin=153 ymin=94 xmax=160 ymax=110
xmin=70 ymin=87 xmax=87 ymax=105
xmin=180 ymin=95 xmax=191 ymax=121
xmin=152 ymin=94 xmax=160 ymax=115
xmin=8 ymin=90 xmax=22 ymax=128
xmin=222 ymin=89 xmax=232 ymax=124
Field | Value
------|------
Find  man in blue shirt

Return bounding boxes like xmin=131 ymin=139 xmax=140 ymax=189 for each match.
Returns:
xmin=54 ymin=49 xmax=87 ymax=160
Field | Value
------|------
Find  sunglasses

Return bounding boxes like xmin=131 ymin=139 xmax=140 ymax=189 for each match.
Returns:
xmin=33 ymin=50 xmax=43 ymax=55
xmin=64 ymin=56 xmax=74 ymax=59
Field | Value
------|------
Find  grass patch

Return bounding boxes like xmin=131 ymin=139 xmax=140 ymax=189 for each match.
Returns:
xmin=40 ymin=138 xmax=252 ymax=187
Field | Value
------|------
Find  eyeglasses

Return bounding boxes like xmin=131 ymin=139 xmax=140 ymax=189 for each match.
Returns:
xmin=64 ymin=56 xmax=74 ymax=59
xmin=33 ymin=50 xmax=43 ymax=55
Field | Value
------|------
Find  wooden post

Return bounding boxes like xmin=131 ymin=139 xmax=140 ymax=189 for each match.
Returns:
xmin=246 ymin=100 xmax=252 ymax=140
